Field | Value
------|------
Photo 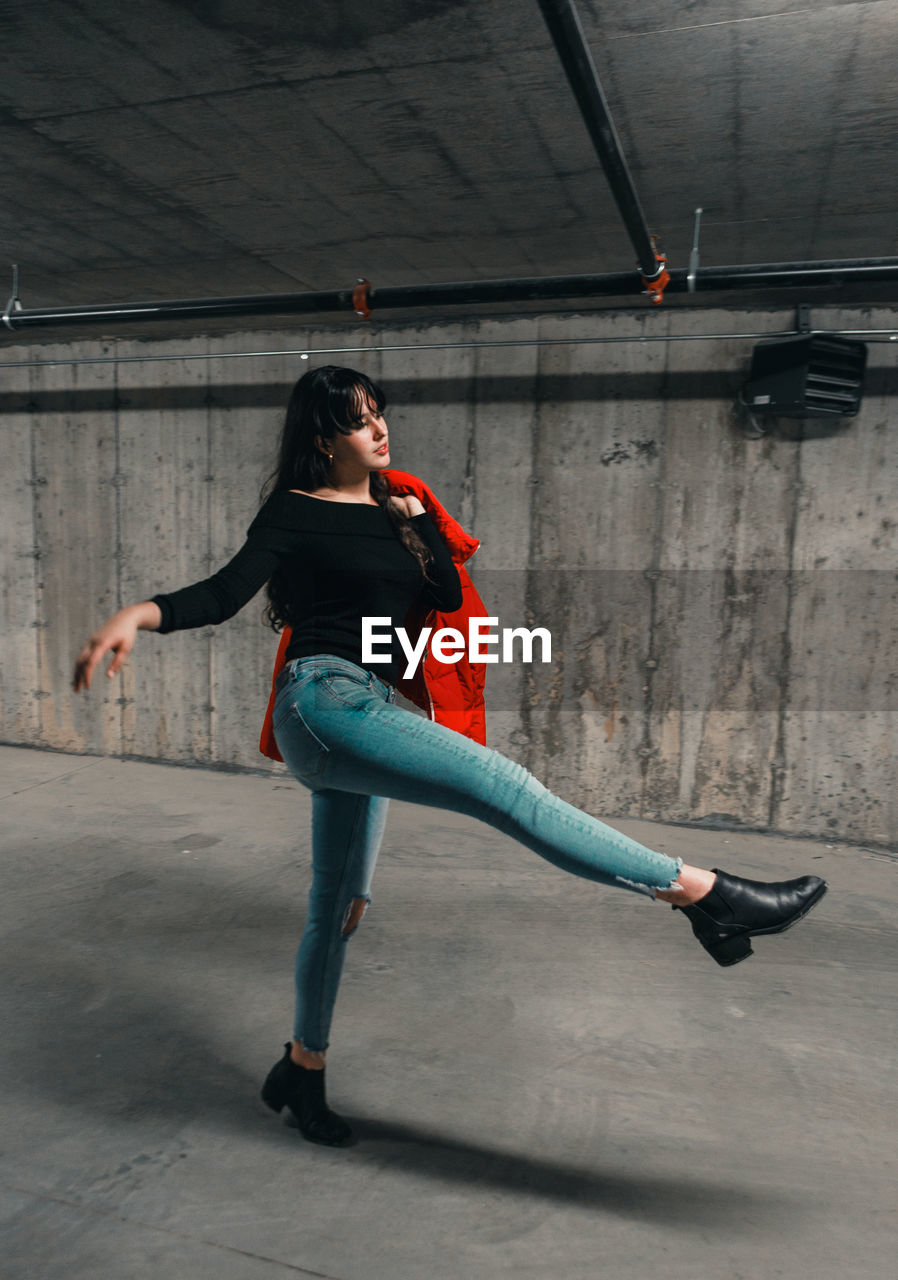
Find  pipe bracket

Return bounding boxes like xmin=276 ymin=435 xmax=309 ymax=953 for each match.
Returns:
xmin=3 ymin=263 xmax=23 ymax=330
xmin=352 ymin=278 xmax=372 ymax=319
xmin=642 ymin=253 xmax=670 ymax=305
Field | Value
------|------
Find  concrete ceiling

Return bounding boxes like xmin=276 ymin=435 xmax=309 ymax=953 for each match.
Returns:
xmin=1 ymin=0 xmax=896 ymax=337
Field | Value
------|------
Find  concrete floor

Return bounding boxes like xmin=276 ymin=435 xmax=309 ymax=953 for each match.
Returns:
xmin=1 ymin=743 xmax=896 ymax=1280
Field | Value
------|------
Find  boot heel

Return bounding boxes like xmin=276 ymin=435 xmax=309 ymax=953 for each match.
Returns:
xmin=261 ymin=1079 xmax=286 ymax=1113
xmin=708 ymin=933 xmax=753 ymax=966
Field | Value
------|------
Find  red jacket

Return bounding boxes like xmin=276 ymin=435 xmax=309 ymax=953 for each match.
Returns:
xmin=258 ymin=469 xmax=487 ymax=761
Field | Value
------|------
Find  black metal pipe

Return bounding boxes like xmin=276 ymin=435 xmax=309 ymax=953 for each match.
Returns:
xmin=681 ymin=261 xmax=898 ymax=290
xmin=373 ymin=259 xmax=898 ymax=305
xmin=536 ymin=0 xmax=660 ymax=279
xmin=4 ymin=259 xmax=898 ymax=333
xmin=1 ymin=287 xmax=357 ymax=330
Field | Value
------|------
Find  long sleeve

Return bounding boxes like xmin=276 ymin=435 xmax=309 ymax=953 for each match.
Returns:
xmin=149 ymin=494 xmax=465 ymax=663
xmin=411 ymin=511 xmax=463 ymax=612
xmin=151 ymin=525 xmax=284 ymax=633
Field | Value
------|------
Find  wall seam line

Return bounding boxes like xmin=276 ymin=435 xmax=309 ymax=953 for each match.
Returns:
xmin=521 ymin=320 xmax=548 ymax=775
xmin=113 ymin=350 xmax=125 ymax=757
xmin=206 ymin=345 xmax=215 ymax=764
xmin=769 ymin=443 xmax=802 ymax=829
xmin=642 ymin=324 xmax=671 ymax=815
xmin=29 ymin=362 xmax=44 ymax=743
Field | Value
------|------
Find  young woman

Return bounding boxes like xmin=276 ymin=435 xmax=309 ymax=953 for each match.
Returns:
xmin=73 ymin=365 xmax=827 ymax=1148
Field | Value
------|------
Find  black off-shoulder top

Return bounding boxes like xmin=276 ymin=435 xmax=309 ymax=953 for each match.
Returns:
xmin=150 ymin=491 xmax=463 ymax=685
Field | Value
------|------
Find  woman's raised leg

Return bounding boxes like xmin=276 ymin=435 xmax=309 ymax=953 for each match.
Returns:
xmin=276 ymin=663 xmax=826 ymax=968
xmin=310 ymin=701 xmax=828 ymax=966
xmin=283 ymin=666 xmax=685 ymax=897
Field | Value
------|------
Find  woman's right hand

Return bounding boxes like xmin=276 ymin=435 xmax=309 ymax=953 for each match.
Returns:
xmin=390 ymin=493 xmax=426 ymax=519
xmin=72 ymin=601 xmax=161 ymax=692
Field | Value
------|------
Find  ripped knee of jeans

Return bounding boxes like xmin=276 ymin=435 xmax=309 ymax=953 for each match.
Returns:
xmin=341 ymin=894 xmax=371 ymax=939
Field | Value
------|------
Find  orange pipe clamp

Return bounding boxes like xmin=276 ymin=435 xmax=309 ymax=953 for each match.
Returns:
xmin=641 ymin=254 xmax=670 ymax=305
xmin=352 ymin=278 xmax=372 ymax=318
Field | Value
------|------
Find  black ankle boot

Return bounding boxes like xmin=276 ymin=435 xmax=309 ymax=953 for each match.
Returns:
xmin=261 ymin=1044 xmax=353 ymax=1147
xmin=674 ymin=869 xmax=827 ymax=966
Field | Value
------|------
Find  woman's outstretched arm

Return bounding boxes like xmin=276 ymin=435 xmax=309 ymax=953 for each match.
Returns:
xmin=72 ymin=600 xmax=162 ymax=692
xmin=73 ymin=512 xmax=285 ymax=693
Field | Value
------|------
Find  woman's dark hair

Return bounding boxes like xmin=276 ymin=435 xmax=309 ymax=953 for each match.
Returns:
xmin=260 ymin=364 xmax=435 ymax=633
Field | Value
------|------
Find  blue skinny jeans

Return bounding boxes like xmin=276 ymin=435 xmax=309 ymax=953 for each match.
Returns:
xmin=272 ymin=654 xmax=683 ymax=1054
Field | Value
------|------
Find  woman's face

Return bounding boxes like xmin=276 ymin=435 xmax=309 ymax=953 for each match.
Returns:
xmin=324 ymin=392 xmax=390 ymax=475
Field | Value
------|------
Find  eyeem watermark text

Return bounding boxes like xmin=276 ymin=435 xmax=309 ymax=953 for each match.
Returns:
xmin=363 ymin=616 xmax=552 ymax=678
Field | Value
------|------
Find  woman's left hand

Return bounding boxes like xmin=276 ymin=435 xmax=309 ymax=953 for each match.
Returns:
xmin=391 ymin=494 xmax=426 ymax=518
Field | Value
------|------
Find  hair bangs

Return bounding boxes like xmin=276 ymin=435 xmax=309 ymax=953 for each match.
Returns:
xmin=329 ymin=371 xmax=386 ymax=434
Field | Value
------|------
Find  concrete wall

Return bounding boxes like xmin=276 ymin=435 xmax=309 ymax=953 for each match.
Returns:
xmin=2 ymin=306 xmax=896 ymax=847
